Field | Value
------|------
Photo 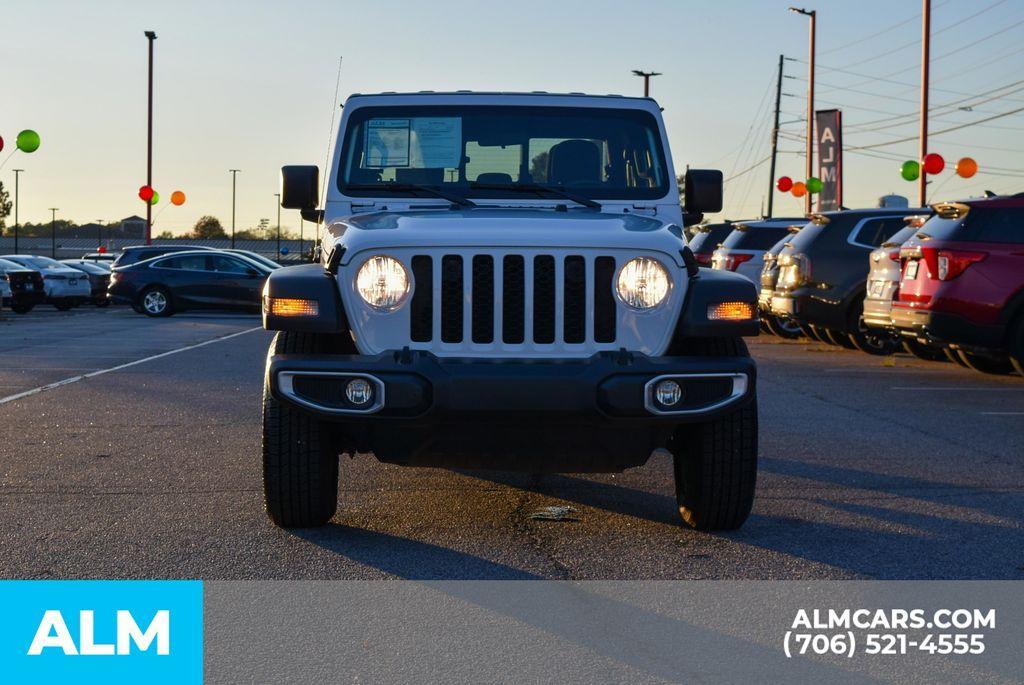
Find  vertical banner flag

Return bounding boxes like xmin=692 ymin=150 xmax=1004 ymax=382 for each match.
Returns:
xmin=815 ymin=109 xmax=842 ymax=212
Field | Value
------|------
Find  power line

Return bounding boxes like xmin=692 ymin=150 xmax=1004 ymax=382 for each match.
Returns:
xmin=818 ymin=0 xmax=952 ymax=56
xmin=847 ymin=105 xmax=1024 ymax=150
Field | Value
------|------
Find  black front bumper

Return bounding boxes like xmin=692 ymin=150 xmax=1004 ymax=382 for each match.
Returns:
xmin=891 ymin=306 xmax=1004 ymax=349
xmin=268 ymin=350 xmax=756 ymax=471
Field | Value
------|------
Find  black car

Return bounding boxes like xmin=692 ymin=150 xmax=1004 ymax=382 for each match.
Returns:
xmin=111 ymin=244 xmax=216 ymax=269
xmin=61 ymin=259 xmax=112 ymax=306
xmin=770 ymin=208 xmax=926 ymax=354
xmin=108 ymin=250 xmax=271 ymax=316
xmin=0 ymin=257 xmax=46 ymax=314
xmin=687 ymin=221 xmax=737 ymax=266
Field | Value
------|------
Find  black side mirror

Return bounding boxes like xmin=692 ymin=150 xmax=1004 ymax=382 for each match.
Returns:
xmin=281 ymin=165 xmax=319 ymax=211
xmin=684 ymin=169 xmax=724 ymax=215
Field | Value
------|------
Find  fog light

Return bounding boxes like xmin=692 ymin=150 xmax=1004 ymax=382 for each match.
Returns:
xmin=655 ymin=379 xmax=683 ymax=407
xmin=345 ymin=378 xmax=373 ymax=406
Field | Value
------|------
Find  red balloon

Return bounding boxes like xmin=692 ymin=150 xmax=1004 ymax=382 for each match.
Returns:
xmin=98 ymin=245 xmax=107 ymax=254
xmin=776 ymin=176 xmax=793 ymax=192
xmin=138 ymin=185 xmax=154 ymax=201
xmin=922 ymin=153 xmax=945 ymax=175
xmin=0 ymin=135 xmax=4 ymax=153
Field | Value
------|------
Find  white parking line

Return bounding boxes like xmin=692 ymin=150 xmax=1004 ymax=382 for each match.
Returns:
xmin=980 ymin=412 xmax=1024 ymax=416
xmin=892 ymin=386 xmax=1024 ymax=391
xmin=0 ymin=326 xmax=262 ymax=406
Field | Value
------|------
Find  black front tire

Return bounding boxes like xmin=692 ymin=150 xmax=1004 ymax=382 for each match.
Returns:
xmin=667 ymin=336 xmax=757 ymax=531
xmin=11 ymin=303 xmax=33 ymax=314
xmin=262 ymin=331 xmax=344 ymax=528
xmin=765 ymin=315 xmax=802 ymax=339
xmin=956 ymin=349 xmax=1014 ymax=375
xmin=902 ymin=338 xmax=947 ymax=362
xmin=53 ymin=301 xmax=73 ymax=311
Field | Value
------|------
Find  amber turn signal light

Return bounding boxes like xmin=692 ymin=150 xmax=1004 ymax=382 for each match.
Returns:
xmin=707 ymin=301 xmax=755 ymax=321
xmin=267 ymin=297 xmax=319 ymax=317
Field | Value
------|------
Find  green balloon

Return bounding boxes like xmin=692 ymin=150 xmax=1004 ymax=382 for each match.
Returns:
xmin=16 ymin=129 xmax=40 ymax=153
xmin=806 ymin=177 xmax=823 ymax=194
xmin=149 ymin=191 xmax=160 ymax=205
xmin=901 ymin=160 xmax=920 ymax=182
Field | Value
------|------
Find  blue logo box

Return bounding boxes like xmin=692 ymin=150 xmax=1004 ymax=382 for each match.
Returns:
xmin=0 ymin=580 xmax=203 ymax=684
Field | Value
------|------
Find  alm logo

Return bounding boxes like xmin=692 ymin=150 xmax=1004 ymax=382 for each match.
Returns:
xmin=28 ymin=609 xmax=170 ymax=656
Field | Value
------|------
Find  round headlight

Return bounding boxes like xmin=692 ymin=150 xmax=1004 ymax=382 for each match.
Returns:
xmin=616 ymin=257 xmax=671 ymax=310
xmin=356 ymin=255 xmax=409 ymax=311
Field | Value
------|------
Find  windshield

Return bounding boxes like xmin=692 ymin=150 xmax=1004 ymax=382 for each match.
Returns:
xmin=6 ymin=256 xmax=66 ymax=270
xmin=720 ymin=226 xmax=792 ymax=251
xmin=921 ymin=207 xmax=1024 ymax=243
xmin=64 ymin=261 xmax=109 ymax=274
xmin=338 ymin=105 xmax=669 ymax=201
xmin=688 ymin=224 xmax=734 ymax=253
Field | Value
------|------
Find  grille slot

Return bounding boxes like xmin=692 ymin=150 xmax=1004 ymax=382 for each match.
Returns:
xmin=533 ymin=255 xmax=556 ymax=344
xmin=502 ymin=256 xmax=525 ymax=344
xmin=440 ymin=255 xmax=463 ymax=343
xmin=471 ymin=255 xmax=494 ymax=343
xmin=563 ymin=256 xmax=586 ymax=344
xmin=410 ymin=255 xmax=433 ymax=342
xmin=594 ymin=256 xmax=617 ymax=342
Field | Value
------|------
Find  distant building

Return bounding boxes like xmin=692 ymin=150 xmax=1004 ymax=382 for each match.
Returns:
xmin=878 ymin=194 xmax=909 ymax=208
xmin=120 ymin=215 xmax=146 ymax=238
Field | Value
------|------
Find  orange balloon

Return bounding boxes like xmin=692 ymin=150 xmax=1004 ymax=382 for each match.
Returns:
xmin=955 ymin=157 xmax=978 ymax=179
xmin=171 ymin=190 xmax=186 ymax=206
xmin=791 ymin=181 xmax=807 ymax=197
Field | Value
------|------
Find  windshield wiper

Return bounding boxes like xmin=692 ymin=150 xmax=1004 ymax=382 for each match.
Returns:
xmin=470 ymin=182 xmax=602 ymax=209
xmin=345 ymin=182 xmax=476 ymax=208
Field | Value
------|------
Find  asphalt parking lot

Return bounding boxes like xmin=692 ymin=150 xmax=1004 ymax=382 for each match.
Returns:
xmin=1 ymin=307 xmax=1022 ymax=580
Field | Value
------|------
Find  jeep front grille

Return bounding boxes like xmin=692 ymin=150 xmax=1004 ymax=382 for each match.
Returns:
xmin=342 ymin=247 xmax=683 ymax=359
xmin=408 ymin=253 xmax=617 ymax=346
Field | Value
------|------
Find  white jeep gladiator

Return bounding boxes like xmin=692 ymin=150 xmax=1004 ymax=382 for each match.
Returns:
xmin=263 ymin=91 xmax=759 ymax=530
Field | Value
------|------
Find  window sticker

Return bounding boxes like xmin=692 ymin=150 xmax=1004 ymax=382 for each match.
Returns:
xmin=411 ymin=118 xmax=462 ymax=169
xmin=364 ymin=119 xmax=411 ymax=168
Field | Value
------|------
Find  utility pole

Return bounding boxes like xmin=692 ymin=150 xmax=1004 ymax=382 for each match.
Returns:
xmin=919 ymin=0 xmax=931 ymax=207
xmin=789 ymin=7 xmax=815 ymax=214
xmin=299 ymin=217 xmax=304 ymax=262
xmin=144 ymin=31 xmax=156 ymax=245
xmin=229 ymin=169 xmax=241 ymax=248
xmin=96 ymin=219 xmax=104 ymax=250
xmin=49 ymin=208 xmax=58 ymax=258
xmin=13 ymin=169 xmax=23 ymax=254
xmin=274 ymin=193 xmax=281 ymax=262
xmin=766 ymin=54 xmax=785 ymax=218
xmin=631 ymin=69 xmax=661 ymax=97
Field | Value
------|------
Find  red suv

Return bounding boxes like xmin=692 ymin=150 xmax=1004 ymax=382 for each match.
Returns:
xmin=892 ymin=194 xmax=1024 ymax=375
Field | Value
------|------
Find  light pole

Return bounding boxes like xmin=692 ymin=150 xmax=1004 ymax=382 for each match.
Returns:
xmin=96 ymin=219 xmax=105 ymax=250
xmin=229 ymin=169 xmax=241 ymax=248
xmin=144 ymin=30 xmax=157 ymax=245
xmin=13 ymin=169 xmax=23 ymax=254
xmin=919 ymin=0 xmax=931 ymax=207
xmin=299 ymin=217 xmax=304 ymax=262
xmin=789 ymin=7 xmax=815 ymax=214
xmin=631 ymin=69 xmax=661 ymax=97
xmin=274 ymin=193 xmax=281 ymax=262
xmin=49 ymin=208 xmax=59 ymax=258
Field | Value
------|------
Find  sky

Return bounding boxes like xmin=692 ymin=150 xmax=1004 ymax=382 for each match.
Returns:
xmin=4 ymin=0 xmax=1024 ymax=235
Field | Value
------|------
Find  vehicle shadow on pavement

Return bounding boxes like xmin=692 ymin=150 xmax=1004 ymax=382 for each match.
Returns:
xmin=288 ymin=525 xmax=542 ymax=580
xmin=457 ymin=470 xmax=679 ymax=526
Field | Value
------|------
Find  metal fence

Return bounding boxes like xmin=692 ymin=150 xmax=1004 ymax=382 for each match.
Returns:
xmin=0 ymin=237 xmax=312 ymax=263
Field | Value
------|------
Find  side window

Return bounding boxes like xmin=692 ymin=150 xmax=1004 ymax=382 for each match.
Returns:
xmin=157 ymin=255 xmax=208 ymax=271
xmin=209 ymin=256 xmax=251 ymax=274
xmin=971 ymin=208 xmax=1024 ymax=243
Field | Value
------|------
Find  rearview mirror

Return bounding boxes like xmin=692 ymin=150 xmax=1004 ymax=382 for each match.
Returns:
xmin=684 ymin=169 xmax=724 ymax=215
xmin=281 ymin=165 xmax=319 ymax=211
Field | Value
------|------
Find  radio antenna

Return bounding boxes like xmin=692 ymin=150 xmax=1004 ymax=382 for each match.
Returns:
xmin=319 ymin=56 xmax=344 ymax=213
